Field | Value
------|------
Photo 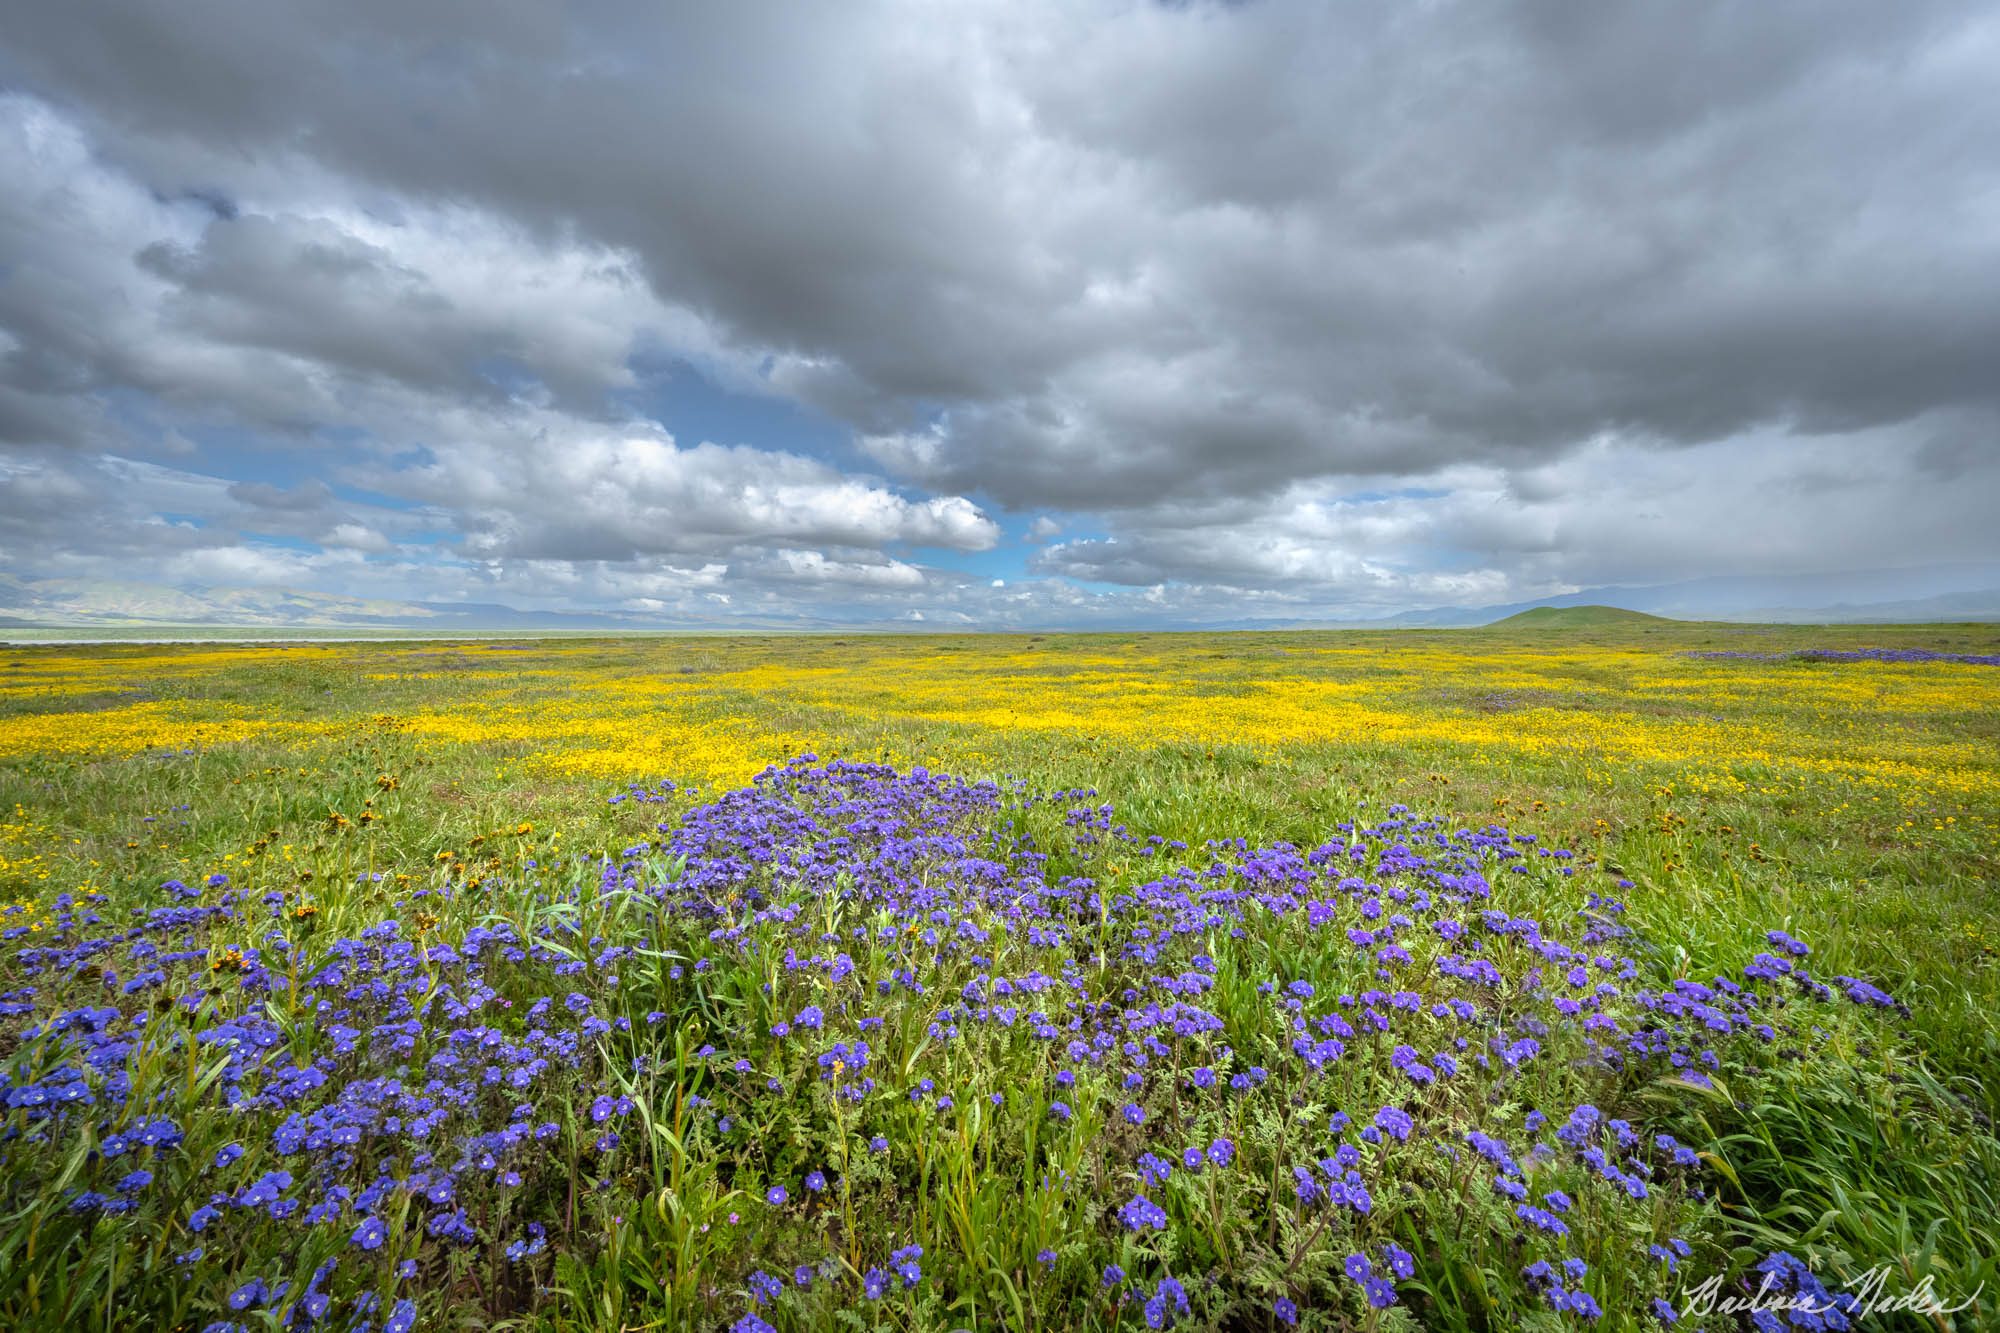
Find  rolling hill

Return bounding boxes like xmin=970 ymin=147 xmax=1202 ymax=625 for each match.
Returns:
xmin=1488 ymin=605 xmax=1676 ymax=629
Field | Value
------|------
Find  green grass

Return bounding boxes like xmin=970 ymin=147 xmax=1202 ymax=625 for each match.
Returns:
xmin=0 ymin=624 xmax=1994 ymax=1330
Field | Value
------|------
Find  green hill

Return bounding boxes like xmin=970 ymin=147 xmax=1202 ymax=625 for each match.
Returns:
xmin=1489 ymin=604 xmax=1675 ymax=628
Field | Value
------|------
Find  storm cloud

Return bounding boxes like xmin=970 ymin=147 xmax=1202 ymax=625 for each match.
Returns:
xmin=1 ymin=1 xmax=1995 ymax=624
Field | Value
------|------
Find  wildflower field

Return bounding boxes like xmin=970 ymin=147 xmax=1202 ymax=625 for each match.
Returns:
xmin=1 ymin=623 xmax=1996 ymax=1332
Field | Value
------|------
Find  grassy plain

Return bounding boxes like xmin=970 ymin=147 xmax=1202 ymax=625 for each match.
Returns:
xmin=1 ymin=622 xmax=1995 ymax=1330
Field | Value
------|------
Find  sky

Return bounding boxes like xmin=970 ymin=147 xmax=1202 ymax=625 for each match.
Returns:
xmin=1 ymin=1 xmax=1997 ymax=628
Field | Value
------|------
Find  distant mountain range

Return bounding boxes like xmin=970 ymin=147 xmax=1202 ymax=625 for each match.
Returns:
xmin=0 ymin=575 xmax=648 ymax=633
xmin=1 ymin=566 xmax=1997 ymax=635
xmin=1308 ymin=566 xmax=2000 ymax=628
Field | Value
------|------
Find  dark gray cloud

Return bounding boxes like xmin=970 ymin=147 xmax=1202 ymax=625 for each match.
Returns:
xmin=1 ymin=1 xmax=1996 ymax=621
xmin=228 ymin=479 xmax=333 ymax=512
xmin=1032 ymin=419 xmax=2000 ymax=606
